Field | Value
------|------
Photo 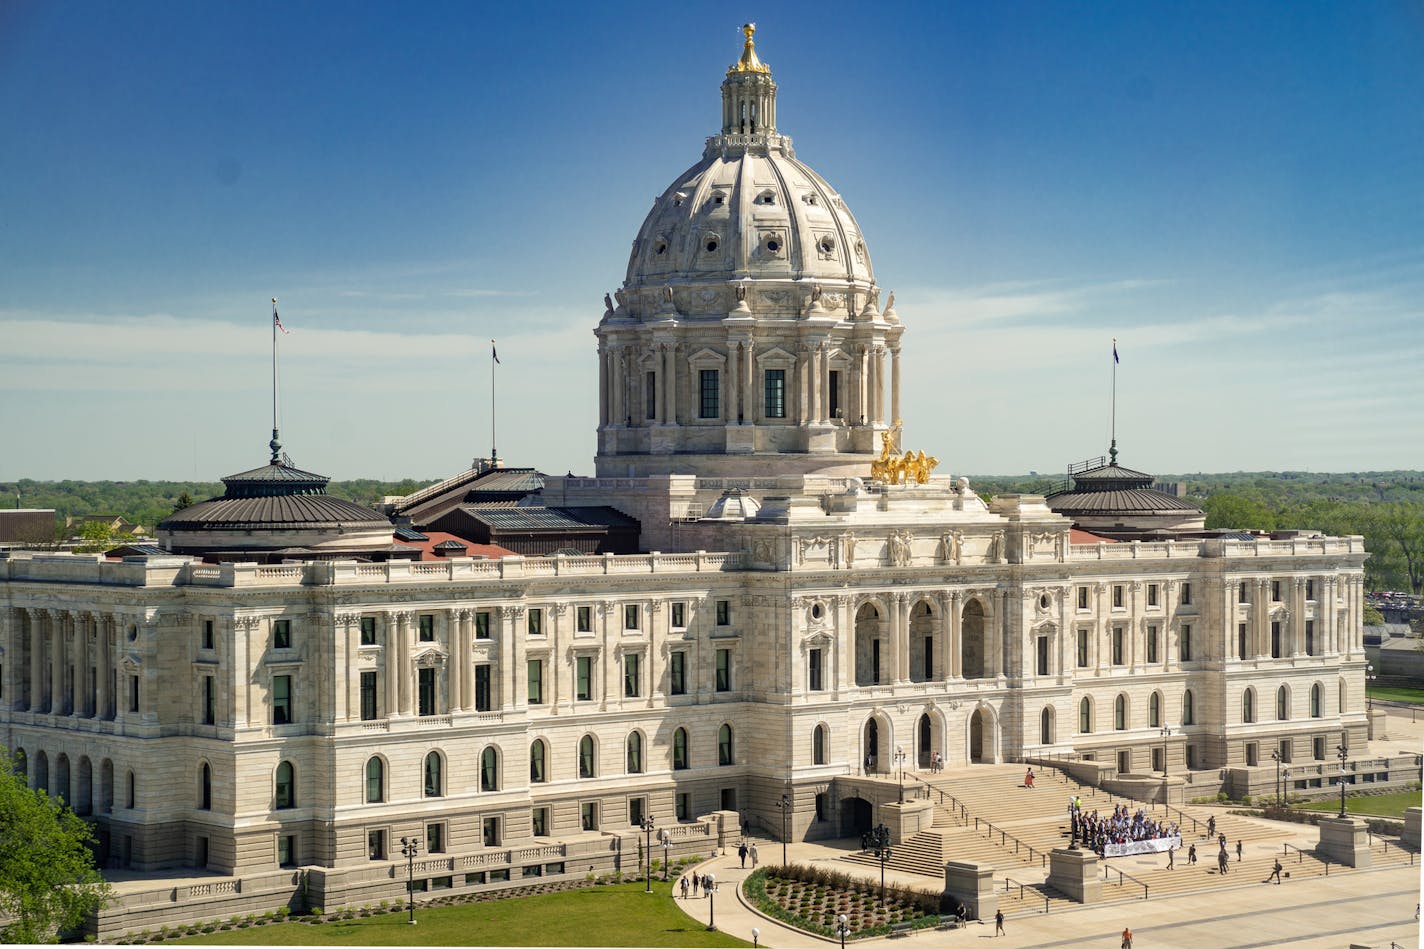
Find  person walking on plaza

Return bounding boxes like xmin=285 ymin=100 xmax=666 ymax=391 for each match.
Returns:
xmin=1218 ymin=847 xmax=1229 ymax=874
xmin=1188 ymin=843 xmax=1197 ymax=865
xmin=738 ymin=841 xmax=748 ymax=868
xmin=1207 ymin=815 xmax=1217 ymax=839
xmin=749 ymin=843 xmax=759 ymax=867
xmin=1269 ymin=859 xmax=1283 ymax=884
xmin=692 ymin=872 xmax=700 ymax=895
xmin=680 ymin=876 xmax=689 ymax=899
xmin=1122 ymin=926 xmax=1133 ymax=949
xmin=1024 ymin=767 xmax=1035 ymax=789
xmin=1166 ymin=845 xmax=1174 ymax=870
xmin=995 ymin=909 xmax=1005 ymax=936
xmin=1236 ymin=839 xmax=1244 ymax=863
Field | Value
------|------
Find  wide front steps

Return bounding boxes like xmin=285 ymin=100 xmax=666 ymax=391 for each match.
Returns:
xmin=995 ymin=878 xmax=1074 ymax=918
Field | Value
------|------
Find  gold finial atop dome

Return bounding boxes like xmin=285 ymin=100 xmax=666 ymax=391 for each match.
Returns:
xmin=729 ymin=22 xmax=771 ymax=74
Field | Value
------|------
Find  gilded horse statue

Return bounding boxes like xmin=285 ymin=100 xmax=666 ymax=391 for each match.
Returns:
xmin=870 ymin=422 xmax=940 ymax=485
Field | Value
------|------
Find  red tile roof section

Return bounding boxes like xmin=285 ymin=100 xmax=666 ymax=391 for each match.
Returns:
xmin=394 ymin=530 xmax=518 ymax=560
xmin=1070 ymin=528 xmax=1119 ymax=545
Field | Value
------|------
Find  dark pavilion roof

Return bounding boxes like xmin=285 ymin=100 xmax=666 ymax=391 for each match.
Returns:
xmin=1046 ymin=455 xmax=1203 ymax=517
xmin=160 ymin=461 xmax=392 ymax=532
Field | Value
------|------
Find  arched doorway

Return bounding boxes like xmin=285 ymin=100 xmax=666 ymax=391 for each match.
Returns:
xmin=968 ymin=706 xmax=997 ymax=764
xmin=962 ymin=599 xmax=987 ymax=679
xmin=863 ymin=718 xmax=881 ymax=773
xmin=918 ymin=714 xmax=933 ymax=768
xmin=841 ymin=797 xmax=873 ymax=837
xmin=908 ymin=600 xmax=936 ymax=682
xmin=77 ymin=756 xmax=93 ymax=815
xmin=854 ymin=603 xmax=881 ymax=686
xmin=1040 ymin=707 xmax=1055 ymax=746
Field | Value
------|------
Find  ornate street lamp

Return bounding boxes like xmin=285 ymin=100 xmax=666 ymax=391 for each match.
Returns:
xmin=1270 ymin=749 xmax=1282 ymax=808
xmin=399 ymin=836 xmax=421 ymax=925
xmin=752 ymin=927 xmax=760 ymax=948
xmin=836 ymin=913 xmax=851 ymax=949
xmin=640 ymin=815 xmax=656 ymax=893
xmin=866 ymin=823 xmax=893 ymax=905
xmin=703 ymin=871 xmax=719 ymax=931
xmin=776 ymin=793 xmax=792 ymax=866
xmin=1160 ymin=726 xmax=1171 ymax=779
xmin=894 ymin=747 xmax=907 ymax=803
xmin=1336 ymin=743 xmax=1350 ymax=818
xmin=1366 ymin=664 xmax=1377 ymax=712
xmin=659 ymin=828 xmax=671 ymax=882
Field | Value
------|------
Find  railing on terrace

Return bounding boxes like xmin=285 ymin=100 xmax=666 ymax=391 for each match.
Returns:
xmin=972 ymin=816 xmax=1048 ymax=867
xmin=1103 ymin=865 xmax=1149 ymax=900
xmin=907 ymin=774 xmax=970 ymax=824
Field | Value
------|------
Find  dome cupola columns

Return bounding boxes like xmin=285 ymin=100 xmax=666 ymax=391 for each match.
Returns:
xmin=594 ymin=26 xmax=904 ymax=481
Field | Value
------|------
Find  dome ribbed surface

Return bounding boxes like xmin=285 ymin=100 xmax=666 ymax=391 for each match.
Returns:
xmin=1046 ymin=488 xmax=1202 ymax=514
xmin=160 ymin=461 xmax=390 ymax=531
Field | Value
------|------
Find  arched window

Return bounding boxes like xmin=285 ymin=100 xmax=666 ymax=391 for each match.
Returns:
xmin=1182 ymin=690 xmax=1195 ymax=726
xmin=480 ymin=746 xmax=499 ymax=791
xmin=718 ymin=724 xmax=734 ymax=766
xmin=1310 ymin=683 xmax=1323 ymax=718
xmin=424 ymin=751 xmax=443 ymax=797
xmin=1079 ymin=697 xmax=1092 ymax=734
xmin=364 ymin=757 xmax=384 ymax=803
xmin=200 ymin=763 xmax=212 ymax=811
xmin=1338 ymin=679 xmax=1347 ymax=714
xmin=529 ymin=739 xmax=547 ymax=784
xmin=1040 ymin=708 xmax=1054 ymax=745
xmin=672 ymin=727 xmax=689 ymax=770
xmin=1149 ymin=692 xmax=1162 ymax=728
xmin=812 ymin=725 xmax=827 ymax=765
xmin=1242 ymin=688 xmax=1255 ymax=724
xmin=125 ymin=769 xmax=134 ymax=808
xmin=578 ymin=735 xmax=595 ymax=778
xmin=626 ymin=732 xmax=643 ymax=774
xmin=1113 ymin=694 xmax=1127 ymax=730
xmin=275 ymin=761 xmax=294 ymax=809
xmin=1277 ymin=686 xmax=1289 ymax=720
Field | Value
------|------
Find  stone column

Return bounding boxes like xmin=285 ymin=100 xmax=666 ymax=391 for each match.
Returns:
xmin=451 ymin=609 xmax=468 ymax=712
xmin=0 ymin=609 xmax=12 ymax=711
xmin=334 ymin=614 xmax=353 ymax=721
xmin=834 ymin=596 xmax=852 ymax=693
xmin=1047 ymin=847 xmax=1103 ymax=903
xmin=28 ymin=609 xmax=44 ymax=712
xmin=1317 ymin=816 xmax=1371 ymax=868
xmin=50 ymin=610 xmax=64 ymax=714
xmin=890 ymin=347 xmax=901 ymax=425
xmin=726 ymin=340 xmax=740 ymax=422
xmin=949 ymin=592 xmax=962 ymax=679
xmin=512 ymin=607 xmax=528 ymax=712
xmin=396 ymin=612 xmax=413 ymax=716
xmin=944 ymin=862 xmax=997 ymax=921
xmin=743 ymin=341 xmax=756 ymax=422
xmin=1256 ymin=579 xmax=1270 ymax=658
xmin=610 ymin=346 xmax=625 ymax=425
xmin=856 ymin=345 xmax=868 ymax=426
xmin=548 ymin=604 xmax=562 ymax=709
xmin=663 ymin=343 xmax=677 ymax=424
xmin=795 ymin=344 xmax=809 ymax=424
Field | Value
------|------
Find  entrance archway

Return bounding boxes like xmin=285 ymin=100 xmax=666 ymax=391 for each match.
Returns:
xmin=968 ymin=706 xmax=997 ymax=763
xmin=854 ymin=603 xmax=882 ymax=686
xmin=841 ymin=796 xmax=873 ymax=837
xmin=918 ymin=714 xmax=933 ymax=768
xmin=863 ymin=718 xmax=881 ymax=773
xmin=962 ymin=599 xmax=987 ymax=679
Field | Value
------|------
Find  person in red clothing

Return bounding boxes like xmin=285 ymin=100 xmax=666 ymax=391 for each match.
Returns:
xmin=1024 ymin=767 xmax=1035 ymax=789
xmin=1122 ymin=926 xmax=1133 ymax=948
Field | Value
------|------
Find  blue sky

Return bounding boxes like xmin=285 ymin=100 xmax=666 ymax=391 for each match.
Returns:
xmin=3 ymin=1 xmax=1422 ymax=482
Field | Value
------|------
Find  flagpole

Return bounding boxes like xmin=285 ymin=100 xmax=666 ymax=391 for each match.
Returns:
xmin=490 ymin=339 xmax=498 ymax=466
xmin=1110 ymin=337 xmax=1117 ymax=465
xmin=271 ymin=298 xmax=281 ymax=464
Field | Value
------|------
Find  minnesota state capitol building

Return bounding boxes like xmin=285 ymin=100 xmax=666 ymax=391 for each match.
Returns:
xmin=0 ymin=27 xmax=1373 ymax=928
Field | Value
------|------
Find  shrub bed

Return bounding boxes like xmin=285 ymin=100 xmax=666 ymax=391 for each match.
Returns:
xmin=743 ymin=864 xmax=940 ymax=940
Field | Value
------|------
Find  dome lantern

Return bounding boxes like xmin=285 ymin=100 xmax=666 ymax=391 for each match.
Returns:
xmin=721 ymin=23 xmax=778 ymax=141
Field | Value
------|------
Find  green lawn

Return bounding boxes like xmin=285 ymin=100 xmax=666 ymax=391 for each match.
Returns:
xmin=168 ymin=882 xmax=750 ymax=946
xmin=1296 ymin=790 xmax=1423 ymax=819
xmin=1368 ymin=685 xmax=1424 ymax=705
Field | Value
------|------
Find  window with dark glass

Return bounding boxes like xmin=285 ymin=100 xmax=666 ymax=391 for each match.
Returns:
xmin=418 ymin=667 xmax=436 ymax=716
xmin=202 ymin=676 xmax=215 ymax=725
xmin=367 ymin=828 xmax=385 ymax=860
xmin=527 ymin=659 xmax=543 ymax=704
xmin=474 ymin=664 xmax=492 ymax=712
xmin=812 ymin=725 xmax=826 ymax=765
xmin=360 ymin=671 xmax=378 ymax=720
xmin=629 ymin=796 xmax=645 ymax=826
xmin=365 ymin=758 xmax=384 ymax=803
xmin=275 ymin=761 xmax=294 ymax=809
xmin=202 ymin=620 xmax=214 ymax=650
xmin=418 ymin=614 xmax=435 ymax=642
xmin=1272 ymin=580 xmax=1282 ymax=602
xmin=623 ymin=654 xmax=640 ymax=697
xmin=576 ymin=606 xmax=591 ymax=633
xmin=427 ymin=823 xmax=445 ymax=853
xmin=527 ymin=609 xmax=543 ymax=636
xmin=718 ymin=724 xmax=733 ymax=765
xmin=1180 ymin=624 xmax=1193 ymax=662
xmin=130 ymin=674 xmax=139 ymax=712
xmin=1036 ymin=637 xmax=1049 ymax=676
xmin=360 ymin=616 xmax=377 ymax=645
xmin=578 ymin=735 xmax=595 ymax=778
xmin=1112 ymin=627 xmax=1124 ymax=665
xmin=1182 ymin=690 xmax=1196 ymax=725
xmin=278 ymin=835 xmax=295 ymax=867
xmin=1077 ymin=586 xmax=1089 ymax=610
xmin=480 ymin=746 xmax=498 ymax=791
xmin=646 ymin=371 xmax=657 ymax=420
xmin=626 ymin=732 xmax=643 ymax=773
xmin=424 ymin=751 xmax=442 ymax=797
xmin=715 ymin=599 xmax=730 ymax=626
xmin=1114 ymin=695 xmax=1127 ymax=730
xmin=1306 ymin=579 xmax=1315 ymax=600
xmin=1076 ymin=629 xmax=1089 ymax=668
xmin=808 ymin=648 xmax=823 ymax=691
xmin=624 ymin=604 xmax=639 ymax=630
xmin=474 ymin=611 xmax=491 ymax=640
xmin=672 ymin=728 xmax=688 ymax=770
xmin=576 ymin=656 xmax=593 ymax=701
xmin=529 ymin=740 xmax=546 ymax=783
xmin=1147 ymin=584 xmax=1159 ymax=607
xmin=200 ymin=763 xmax=212 ymax=810
xmin=531 ymin=806 xmax=549 ymax=836
xmin=764 ymin=369 xmax=786 ymax=418
xmin=828 ymin=369 xmax=841 ymax=419
xmin=273 ymin=620 xmax=291 ymax=650
xmin=715 ymin=648 xmax=731 ymax=691
xmin=484 ymin=816 xmax=502 ymax=846
xmin=580 ymin=802 xmax=597 ymax=832
xmin=1147 ymin=625 xmax=1159 ymax=663
xmin=1270 ymin=621 xmax=1282 ymax=658
xmin=1180 ymin=583 xmax=1192 ymax=605
xmin=669 ymin=651 xmax=686 ymax=695
xmin=675 ymin=792 xmax=690 ymax=820
xmin=272 ymin=675 xmax=292 ymax=725
xmin=700 ymin=369 xmax=719 ymax=419
xmin=671 ymin=602 xmax=686 ymax=628
xmin=1112 ymin=585 xmax=1123 ymax=608
xmin=1238 ymin=623 xmax=1248 ymax=659
xmin=1306 ymin=620 xmax=1315 ymax=656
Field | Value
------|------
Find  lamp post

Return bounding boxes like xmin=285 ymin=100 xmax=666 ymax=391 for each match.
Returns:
xmin=867 ymin=823 xmax=893 ymax=905
xmin=776 ymin=793 xmax=792 ymax=866
xmin=640 ymin=815 xmax=656 ymax=893
xmin=1336 ymin=743 xmax=1350 ymax=818
xmin=894 ymin=746 xmax=907 ymax=803
xmin=659 ymin=828 xmax=671 ymax=882
xmin=1270 ymin=749 xmax=1282 ymax=808
xmin=752 ymin=927 xmax=760 ymax=948
xmin=399 ymin=836 xmax=420 ymax=925
xmin=1366 ymin=664 xmax=1376 ymax=712
xmin=836 ymin=913 xmax=851 ymax=949
xmin=1160 ymin=726 xmax=1171 ymax=779
xmin=1281 ymin=766 xmax=1289 ymax=807
xmin=703 ymin=871 xmax=718 ymax=931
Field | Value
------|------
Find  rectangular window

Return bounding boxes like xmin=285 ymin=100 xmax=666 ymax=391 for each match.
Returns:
xmin=669 ymin=651 xmax=686 ymax=695
xmin=1180 ymin=625 xmax=1193 ymax=662
xmin=675 ymin=792 xmax=690 ymax=821
xmin=576 ymin=606 xmax=592 ymax=633
xmin=720 ymin=788 xmax=737 ymax=812
xmin=1112 ymin=627 xmax=1124 ymax=665
xmin=624 ymin=604 xmax=639 ymax=630
xmin=715 ymin=648 xmax=731 ymax=691
xmin=764 ymin=368 xmax=786 ymax=419
xmin=418 ymin=667 xmax=436 ymax=716
xmin=700 ymin=369 xmax=719 ymax=419
xmin=1306 ymin=579 xmax=1315 ymax=601
xmin=671 ymin=602 xmax=686 ymax=628
xmin=1076 ymin=629 xmax=1089 ymax=668
xmin=715 ymin=599 xmax=731 ymax=626
xmin=531 ymin=806 xmax=549 ymax=837
xmin=202 ymin=620 xmax=214 ymax=650
xmin=1238 ymin=623 xmax=1248 ymax=660
xmin=1278 ymin=739 xmax=1291 ymax=764
xmin=272 ymin=675 xmax=292 ymax=725
xmin=1313 ymin=736 xmax=1325 ymax=761
xmin=1112 ymin=585 xmax=1124 ymax=609
xmin=278 ymin=835 xmax=295 ymax=868
xmin=418 ymin=614 xmax=435 ymax=642
xmin=923 ymin=636 xmax=934 ymax=680
xmin=629 ymin=796 xmax=645 ymax=827
xmin=527 ymin=609 xmax=543 ymax=636
xmin=1036 ymin=636 xmax=1049 ymax=676
xmin=360 ymin=616 xmax=377 ymax=646
xmin=474 ymin=611 xmax=491 ymax=640
xmin=368 ymin=829 xmax=386 ymax=860
xmin=1246 ymin=741 xmax=1259 ymax=767
xmin=1147 ymin=584 xmax=1159 ymax=607
xmin=1305 ymin=620 xmax=1315 ymax=656
xmin=360 ymin=671 xmax=378 ymax=720
xmin=1077 ymin=586 xmax=1089 ymax=610
xmin=1270 ymin=621 xmax=1282 ymax=658
xmin=474 ymin=664 xmax=492 ymax=712
xmin=580 ymin=802 xmax=598 ymax=832
xmin=1180 ymin=583 xmax=1192 ymax=606
xmin=427 ymin=823 xmax=445 ymax=854
xmin=1239 ymin=582 xmax=1249 ymax=604
xmin=872 ymin=638 xmax=881 ymax=683
xmin=274 ymin=619 xmax=291 ymax=650
xmin=202 ymin=676 xmax=215 ymax=725
xmin=483 ymin=816 xmax=502 ymax=847
xmin=623 ymin=653 xmax=641 ymax=697
xmin=1272 ymin=580 xmax=1282 ymax=602
xmin=646 ymin=371 xmax=657 ymax=420
xmin=1147 ymin=625 xmax=1159 ymax=663
xmin=828 ymin=369 xmax=841 ymax=419
xmin=809 ymin=648 xmax=823 ymax=691
xmin=527 ymin=659 xmax=544 ymax=705
xmin=130 ymin=674 xmax=139 ymax=712
xmin=576 ymin=656 xmax=593 ymax=701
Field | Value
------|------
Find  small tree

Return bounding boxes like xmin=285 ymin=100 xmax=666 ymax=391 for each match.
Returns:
xmin=72 ymin=521 xmax=116 ymax=554
xmin=0 ymin=749 xmax=111 ymax=942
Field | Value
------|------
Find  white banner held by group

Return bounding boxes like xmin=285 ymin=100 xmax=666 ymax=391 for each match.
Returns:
xmin=1103 ymin=836 xmax=1182 ymax=858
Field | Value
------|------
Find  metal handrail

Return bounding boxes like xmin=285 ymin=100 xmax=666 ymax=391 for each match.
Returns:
xmin=1002 ymin=877 xmax=1027 ymax=900
xmin=1102 ymin=865 xmax=1149 ymax=900
xmin=973 ymin=816 xmax=1047 ymax=867
xmin=1281 ymin=842 xmax=1306 ymax=864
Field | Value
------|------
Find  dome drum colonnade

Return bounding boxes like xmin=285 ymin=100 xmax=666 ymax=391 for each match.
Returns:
xmin=595 ymin=24 xmax=902 ymax=479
